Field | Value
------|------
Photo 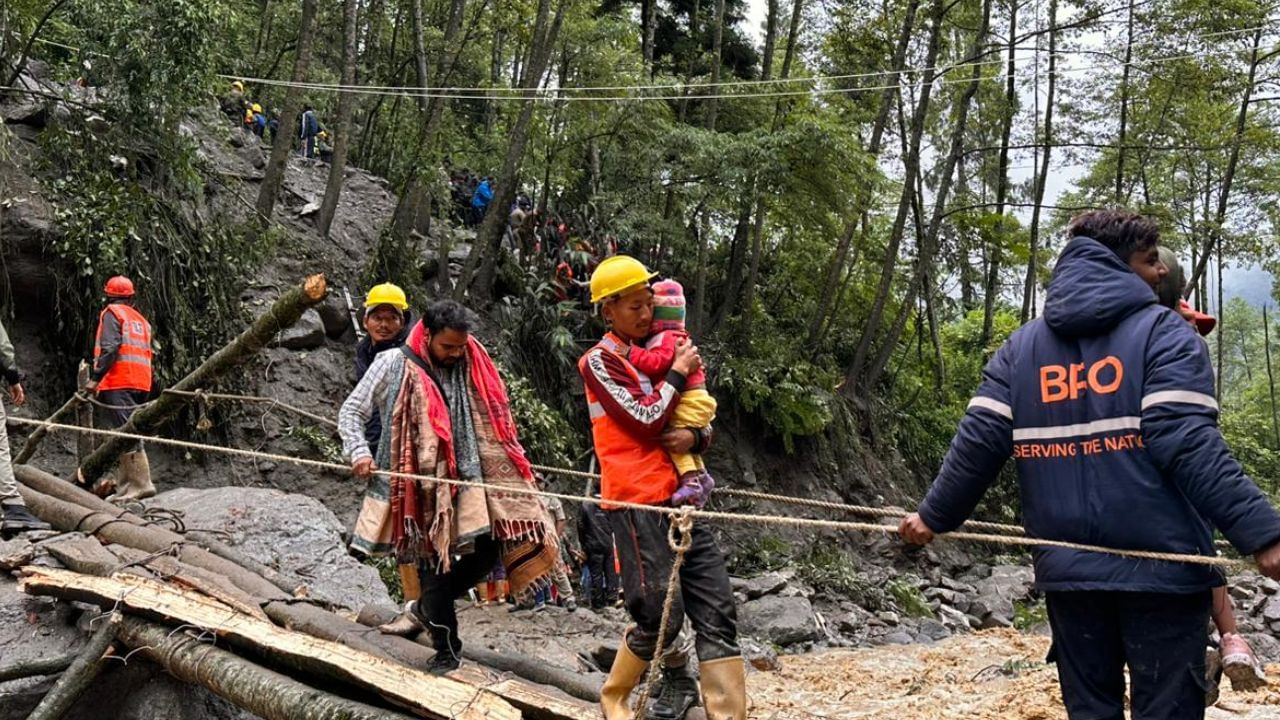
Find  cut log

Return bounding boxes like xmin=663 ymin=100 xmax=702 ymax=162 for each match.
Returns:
xmin=16 ymin=464 xmax=308 ymax=596
xmin=113 ymin=615 xmax=420 ymax=720
xmin=25 ymin=612 xmax=119 ymax=720
xmin=18 ymin=567 xmax=519 ymax=720
xmin=43 ymin=534 xmax=128 ymax=576
xmin=78 ymin=274 xmax=328 ymax=484
xmin=450 ymin=666 xmax=598 ymax=720
xmin=18 ymin=478 xmax=596 ymax=720
xmin=358 ymin=604 xmax=603 ymax=705
xmin=0 ymin=652 xmax=78 ymax=683
xmin=109 ymin=544 xmax=270 ymax=621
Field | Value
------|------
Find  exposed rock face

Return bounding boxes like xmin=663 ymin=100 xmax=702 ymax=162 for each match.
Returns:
xmin=0 ymin=574 xmax=85 ymax=719
xmin=739 ymin=595 xmax=821 ymax=646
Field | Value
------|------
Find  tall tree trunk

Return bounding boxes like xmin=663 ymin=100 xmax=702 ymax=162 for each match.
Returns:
xmin=843 ymin=0 xmax=945 ymax=395
xmin=460 ymin=0 xmax=567 ymax=301
xmin=1113 ymin=0 xmax=1134 ymax=203
xmin=252 ymin=0 xmax=271 ymax=64
xmin=1265 ymin=305 xmax=1280 ymax=451
xmin=1184 ymin=27 xmax=1264 ymax=296
xmin=980 ymin=0 xmax=1018 ymax=347
xmin=807 ymin=0 xmax=918 ymax=350
xmin=485 ymin=29 xmax=504 ymax=134
xmin=1019 ymin=0 xmax=1057 ymax=323
xmin=641 ymin=0 xmax=657 ymax=73
xmin=740 ymin=0 xmax=792 ymax=340
xmin=1217 ymin=229 xmax=1224 ymax=399
xmin=409 ymin=0 xmax=430 ymax=114
xmin=704 ymin=0 xmax=727 ymax=131
xmin=861 ymin=0 xmax=990 ymax=392
xmin=255 ymin=0 xmax=319 ymax=229
xmin=317 ymin=0 xmax=362 ymax=238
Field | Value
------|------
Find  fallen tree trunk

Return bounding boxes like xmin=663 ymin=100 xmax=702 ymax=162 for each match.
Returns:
xmin=25 ymin=612 xmax=119 ymax=720
xmin=109 ymin=544 xmax=270 ymax=621
xmin=15 ymin=464 xmax=307 ymax=596
xmin=113 ymin=615 xmax=420 ymax=720
xmin=0 ymin=652 xmax=78 ymax=683
xmin=78 ymin=274 xmax=329 ymax=485
xmin=18 ymin=479 xmax=597 ymax=720
xmin=358 ymin=604 xmax=603 ymax=704
xmin=19 ymin=567 xmax=519 ymax=720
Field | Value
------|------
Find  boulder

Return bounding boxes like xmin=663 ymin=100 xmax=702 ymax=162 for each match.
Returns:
xmin=877 ymin=631 xmax=914 ymax=646
xmin=270 ymin=308 xmax=326 ymax=350
xmin=743 ymin=571 xmax=790 ymax=599
xmin=145 ymin=487 xmax=392 ymax=611
xmin=317 ymin=294 xmax=358 ymax=341
xmin=1262 ymin=595 xmax=1280 ymax=626
xmin=971 ymin=564 xmax=1033 ymax=628
xmin=739 ymin=595 xmax=821 ymax=646
xmin=916 ymin=619 xmax=950 ymax=643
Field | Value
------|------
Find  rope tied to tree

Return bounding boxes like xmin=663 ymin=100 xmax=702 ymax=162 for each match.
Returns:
xmin=633 ymin=506 xmax=695 ymax=719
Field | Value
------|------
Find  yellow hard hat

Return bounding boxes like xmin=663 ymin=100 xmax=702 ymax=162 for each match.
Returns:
xmin=251 ymin=103 xmax=262 ymax=113
xmin=232 ymin=80 xmax=245 ymax=92
xmin=589 ymin=255 xmax=657 ymax=304
xmin=364 ymin=283 xmax=408 ymax=311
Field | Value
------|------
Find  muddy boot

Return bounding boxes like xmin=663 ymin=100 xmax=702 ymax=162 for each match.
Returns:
xmin=426 ymin=622 xmax=462 ymax=674
xmin=646 ymin=663 xmax=700 ymax=720
xmin=1 ymin=503 xmax=51 ymax=534
xmin=601 ymin=641 xmax=648 ymax=720
xmin=112 ymin=450 xmax=155 ymax=503
xmin=699 ymin=656 xmax=747 ymax=720
xmin=1206 ymin=646 xmax=1223 ymax=707
xmin=1222 ymin=632 xmax=1267 ymax=692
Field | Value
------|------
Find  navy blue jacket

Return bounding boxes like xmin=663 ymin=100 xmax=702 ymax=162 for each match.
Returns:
xmin=918 ymin=236 xmax=1280 ymax=593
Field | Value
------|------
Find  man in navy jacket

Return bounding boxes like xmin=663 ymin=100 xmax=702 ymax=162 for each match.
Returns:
xmin=900 ymin=209 xmax=1280 ymax=719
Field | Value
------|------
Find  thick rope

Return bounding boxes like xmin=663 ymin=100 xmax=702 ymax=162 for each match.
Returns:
xmin=633 ymin=507 xmax=695 ymax=719
xmin=8 ymin=417 xmax=1248 ymax=569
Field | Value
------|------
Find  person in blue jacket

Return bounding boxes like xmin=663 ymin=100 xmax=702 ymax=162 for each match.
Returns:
xmin=470 ymin=176 xmax=494 ymax=226
xmin=899 ymin=209 xmax=1280 ymax=720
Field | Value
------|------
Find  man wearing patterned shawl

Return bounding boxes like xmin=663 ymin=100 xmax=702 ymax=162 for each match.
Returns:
xmin=338 ymin=299 xmax=557 ymax=673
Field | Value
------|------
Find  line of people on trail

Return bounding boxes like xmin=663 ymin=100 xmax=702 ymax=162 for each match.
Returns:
xmin=218 ymin=81 xmax=329 ymax=161
xmin=0 ymin=275 xmax=155 ymax=535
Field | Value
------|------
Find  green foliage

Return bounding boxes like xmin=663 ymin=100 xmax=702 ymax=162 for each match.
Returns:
xmin=1013 ymin=599 xmax=1048 ymax=631
xmin=287 ymin=424 xmax=343 ymax=464
xmin=886 ymin=576 xmax=935 ymax=619
xmin=503 ymin=369 xmax=583 ymax=471
xmin=364 ymin=555 xmax=404 ymax=604
xmin=36 ymin=117 xmax=267 ymax=385
xmin=726 ymin=534 xmax=792 ymax=575
xmin=796 ymin=541 xmax=863 ymax=596
xmin=719 ymin=352 xmax=836 ymax=452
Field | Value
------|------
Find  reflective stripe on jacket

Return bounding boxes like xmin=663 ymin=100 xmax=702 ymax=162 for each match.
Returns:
xmin=578 ymin=333 xmax=686 ymax=507
xmin=94 ymin=304 xmax=152 ymax=392
xmin=918 ymin=237 xmax=1280 ymax=593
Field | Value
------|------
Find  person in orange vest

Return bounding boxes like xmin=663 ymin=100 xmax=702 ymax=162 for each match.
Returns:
xmin=83 ymin=275 xmax=155 ymax=502
xmin=578 ymin=255 xmax=746 ymax=720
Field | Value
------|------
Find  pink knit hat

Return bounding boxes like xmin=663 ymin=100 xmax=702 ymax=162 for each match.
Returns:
xmin=651 ymin=279 xmax=685 ymax=333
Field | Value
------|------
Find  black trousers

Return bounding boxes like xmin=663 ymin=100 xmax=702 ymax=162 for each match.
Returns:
xmin=586 ymin=547 xmax=620 ymax=608
xmin=1045 ymin=590 xmax=1212 ymax=720
xmin=611 ymin=509 xmax=739 ymax=662
xmin=97 ymin=389 xmax=146 ymax=451
xmin=413 ymin=535 xmax=500 ymax=656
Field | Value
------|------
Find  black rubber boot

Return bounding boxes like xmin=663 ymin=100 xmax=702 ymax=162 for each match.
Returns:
xmin=425 ymin=623 xmax=462 ymax=674
xmin=646 ymin=664 xmax=700 ymax=720
xmin=1 ymin=503 xmax=51 ymax=534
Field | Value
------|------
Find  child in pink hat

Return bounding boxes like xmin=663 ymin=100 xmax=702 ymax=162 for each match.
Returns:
xmin=625 ymin=279 xmax=717 ymax=506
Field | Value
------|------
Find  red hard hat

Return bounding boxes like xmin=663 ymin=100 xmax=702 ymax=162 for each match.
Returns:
xmin=104 ymin=276 xmax=135 ymax=298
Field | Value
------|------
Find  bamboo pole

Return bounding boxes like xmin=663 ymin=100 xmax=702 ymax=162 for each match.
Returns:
xmin=78 ymin=274 xmax=329 ymax=485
